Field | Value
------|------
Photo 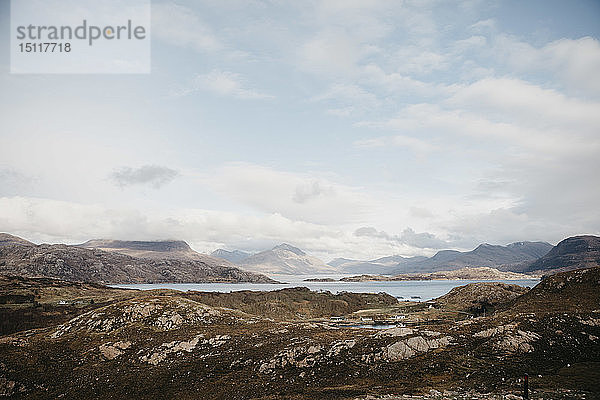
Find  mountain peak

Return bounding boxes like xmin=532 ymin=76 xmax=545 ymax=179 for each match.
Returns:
xmin=272 ymin=243 xmax=306 ymax=256
xmin=210 ymin=249 xmax=251 ymax=264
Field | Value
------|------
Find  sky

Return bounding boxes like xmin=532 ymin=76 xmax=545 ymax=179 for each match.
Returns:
xmin=0 ymin=0 xmax=599 ymax=261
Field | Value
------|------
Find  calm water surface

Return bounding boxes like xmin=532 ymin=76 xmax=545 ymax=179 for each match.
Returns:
xmin=111 ymin=274 xmax=540 ymax=301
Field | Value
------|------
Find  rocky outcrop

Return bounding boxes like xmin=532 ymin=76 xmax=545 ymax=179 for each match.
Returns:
xmin=50 ymin=297 xmax=221 ymax=337
xmin=434 ymin=282 xmax=529 ymax=314
xmin=99 ymin=341 xmax=131 ymax=360
xmin=384 ymin=335 xmax=454 ymax=361
xmin=140 ymin=334 xmax=231 ymax=365
xmin=182 ymin=287 xmax=398 ymax=320
xmin=474 ymin=323 xmax=540 ymax=353
xmin=495 ymin=330 xmax=540 ymax=353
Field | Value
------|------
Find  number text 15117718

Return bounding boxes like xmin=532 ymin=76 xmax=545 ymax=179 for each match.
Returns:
xmin=18 ymin=42 xmax=71 ymax=52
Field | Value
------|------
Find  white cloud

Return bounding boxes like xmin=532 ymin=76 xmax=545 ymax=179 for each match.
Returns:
xmin=361 ymin=64 xmax=448 ymax=98
xmin=312 ymin=83 xmax=380 ymax=113
xmin=395 ymin=47 xmax=449 ymax=75
xmin=325 ymin=107 xmax=355 ymax=117
xmin=354 ymin=134 xmax=436 ymax=155
xmin=452 ymin=35 xmax=487 ymax=52
xmin=353 ymin=73 xmax=600 ymax=248
xmin=110 ymin=165 xmax=179 ymax=189
xmin=200 ymin=163 xmax=377 ymax=226
xmin=293 ymin=181 xmax=335 ymax=204
xmin=298 ymin=29 xmax=367 ymax=76
xmin=372 ymin=101 xmax=594 ymax=157
xmin=447 ymin=78 xmax=600 ymax=134
xmin=152 ymin=2 xmax=221 ymax=52
xmin=469 ymin=18 xmax=496 ymax=33
xmin=494 ymin=35 xmax=600 ymax=97
xmin=354 ymin=226 xmax=450 ymax=249
xmin=0 ymin=196 xmax=432 ymax=260
xmin=176 ymin=70 xmax=273 ymax=99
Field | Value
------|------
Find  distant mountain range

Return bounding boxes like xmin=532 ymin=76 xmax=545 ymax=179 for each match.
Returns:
xmin=0 ymin=234 xmax=275 ymax=284
xmin=212 ymin=243 xmax=337 ymax=275
xmin=208 ymin=238 xmax=599 ymax=277
xmin=391 ymin=241 xmax=554 ymax=274
xmin=340 ymin=267 xmax=534 ymax=282
xmin=322 ymin=241 xmax=553 ymax=275
xmin=3 ymin=232 xmax=599 ymax=281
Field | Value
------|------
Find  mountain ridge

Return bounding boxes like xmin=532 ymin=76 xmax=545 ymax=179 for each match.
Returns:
xmin=0 ymin=234 xmax=275 ymax=284
xmin=210 ymin=249 xmax=252 ymax=264
xmin=391 ymin=241 xmax=553 ymax=274
xmin=514 ymin=235 xmax=600 ymax=275
xmin=78 ymin=239 xmax=229 ymax=265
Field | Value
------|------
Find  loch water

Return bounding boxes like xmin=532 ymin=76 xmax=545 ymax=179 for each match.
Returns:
xmin=111 ymin=274 xmax=539 ymax=301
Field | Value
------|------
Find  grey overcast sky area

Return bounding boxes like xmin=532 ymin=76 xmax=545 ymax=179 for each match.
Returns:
xmin=0 ymin=1 xmax=599 ymax=260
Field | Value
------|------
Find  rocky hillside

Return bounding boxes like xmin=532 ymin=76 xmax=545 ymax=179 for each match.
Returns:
xmin=182 ymin=287 xmax=398 ymax=320
xmin=0 ymin=233 xmax=34 ymax=247
xmin=240 ymin=243 xmax=338 ymax=274
xmin=1 ymin=268 xmax=599 ymax=398
xmin=0 ymin=275 xmax=137 ymax=335
xmin=0 ymin=234 xmax=275 ymax=284
xmin=80 ymin=239 xmax=228 ymax=265
xmin=506 ymin=266 xmax=600 ymax=314
xmin=513 ymin=235 xmax=600 ymax=275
